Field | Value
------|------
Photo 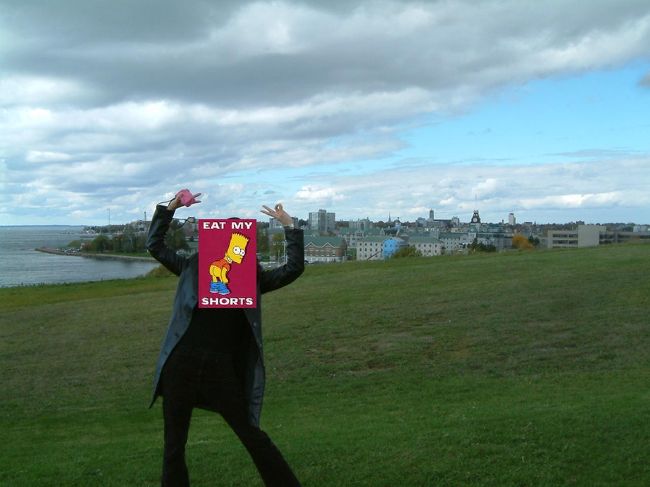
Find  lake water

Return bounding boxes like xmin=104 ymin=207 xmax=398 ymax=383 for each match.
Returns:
xmin=0 ymin=226 xmax=160 ymax=288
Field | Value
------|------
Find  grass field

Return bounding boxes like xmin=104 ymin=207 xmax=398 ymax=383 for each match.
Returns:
xmin=1 ymin=243 xmax=649 ymax=486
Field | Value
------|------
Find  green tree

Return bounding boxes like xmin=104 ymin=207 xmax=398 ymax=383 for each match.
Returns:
xmin=392 ymin=246 xmax=422 ymax=258
xmin=271 ymin=232 xmax=285 ymax=262
xmin=121 ymin=227 xmax=138 ymax=253
xmin=165 ymin=221 xmax=189 ymax=252
xmin=469 ymin=238 xmax=496 ymax=253
xmin=89 ymin=234 xmax=112 ymax=252
xmin=256 ymin=226 xmax=269 ymax=256
xmin=528 ymin=235 xmax=541 ymax=247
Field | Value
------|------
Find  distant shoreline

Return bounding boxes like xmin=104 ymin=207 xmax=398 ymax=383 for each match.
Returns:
xmin=35 ymin=247 xmax=155 ymax=263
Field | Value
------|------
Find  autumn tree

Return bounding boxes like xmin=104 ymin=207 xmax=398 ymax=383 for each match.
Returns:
xmin=512 ymin=234 xmax=534 ymax=250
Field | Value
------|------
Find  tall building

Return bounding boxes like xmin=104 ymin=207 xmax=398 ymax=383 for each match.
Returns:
xmin=308 ymin=209 xmax=336 ymax=233
xmin=508 ymin=213 xmax=516 ymax=226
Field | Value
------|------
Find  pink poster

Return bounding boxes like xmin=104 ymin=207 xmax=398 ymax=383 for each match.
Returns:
xmin=198 ymin=219 xmax=257 ymax=308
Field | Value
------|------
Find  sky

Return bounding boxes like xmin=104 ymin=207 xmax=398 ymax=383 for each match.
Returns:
xmin=1 ymin=0 xmax=649 ymax=226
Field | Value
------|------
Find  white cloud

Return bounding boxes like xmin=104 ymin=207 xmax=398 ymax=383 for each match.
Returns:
xmin=295 ymin=186 xmax=346 ymax=204
xmin=25 ymin=151 xmax=72 ymax=163
xmin=313 ymin=158 xmax=650 ymax=222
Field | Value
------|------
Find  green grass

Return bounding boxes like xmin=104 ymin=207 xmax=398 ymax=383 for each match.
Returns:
xmin=1 ymin=244 xmax=649 ymax=486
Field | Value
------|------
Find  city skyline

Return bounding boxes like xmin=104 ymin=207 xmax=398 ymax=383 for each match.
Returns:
xmin=1 ymin=1 xmax=649 ymax=226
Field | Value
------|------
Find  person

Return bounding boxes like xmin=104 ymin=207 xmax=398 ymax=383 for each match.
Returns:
xmin=146 ymin=192 xmax=304 ymax=487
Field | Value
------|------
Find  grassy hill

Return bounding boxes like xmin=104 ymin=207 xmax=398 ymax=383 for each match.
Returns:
xmin=1 ymin=244 xmax=649 ymax=486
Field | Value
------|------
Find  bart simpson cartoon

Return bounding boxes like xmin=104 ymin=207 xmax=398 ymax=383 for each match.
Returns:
xmin=209 ymin=232 xmax=250 ymax=295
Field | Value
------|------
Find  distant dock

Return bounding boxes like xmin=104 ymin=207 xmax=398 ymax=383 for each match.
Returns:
xmin=35 ymin=247 xmax=155 ymax=262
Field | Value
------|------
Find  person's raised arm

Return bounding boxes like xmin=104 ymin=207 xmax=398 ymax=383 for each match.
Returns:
xmin=259 ymin=203 xmax=304 ymax=293
xmin=146 ymin=190 xmax=200 ymax=276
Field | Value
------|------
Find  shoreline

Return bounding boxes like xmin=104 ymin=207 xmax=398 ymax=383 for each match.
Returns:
xmin=35 ymin=247 xmax=156 ymax=263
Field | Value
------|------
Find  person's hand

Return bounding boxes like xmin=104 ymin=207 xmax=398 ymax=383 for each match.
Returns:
xmin=175 ymin=189 xmax=202 ymax=207
xmin=261 ymin=203 xmax=293 ymax=226
xmin=167 ymin=195 xmax=182 ymax=211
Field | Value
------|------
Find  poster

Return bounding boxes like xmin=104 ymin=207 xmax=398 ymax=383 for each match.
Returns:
xmin=198 ymin=219 xmax=257 ymax=308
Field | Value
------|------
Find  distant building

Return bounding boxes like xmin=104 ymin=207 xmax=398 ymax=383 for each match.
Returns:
xmin=349 ymin=218 xmax=373 ymax=231
xmin=304 ymin=236 xmax=347 ymax=263
xmin=408 ymin=236 xmax=443 ymax=256
xmin=547 ymin=224 xmax=605 ymax=248
xmin=439 ymin=232 xmax=472 ymax=253
xmin=308 ymin=209 xmax=336 ymax=233
xmin=600 ymin=229 xmax=650 ymax=244
xmin=508 ymin=212 xmax=516 ymax=226
xmin=268 ymin=217 xmax=299 ymax=229
xmin=382 ymin=237 xmax=407 ymax=258
xmin=356 ymin=236 xmax=387 ymax=260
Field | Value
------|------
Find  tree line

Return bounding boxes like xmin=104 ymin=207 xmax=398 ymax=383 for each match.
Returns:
xmin=69 ymin=221 xmax=189 ymax=254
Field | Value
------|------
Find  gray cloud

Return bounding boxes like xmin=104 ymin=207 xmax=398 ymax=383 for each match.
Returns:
xmin=1 ymin=0 xmax=650 ymax=224
xmin=4 ymin=0 xmax=650 ymax=107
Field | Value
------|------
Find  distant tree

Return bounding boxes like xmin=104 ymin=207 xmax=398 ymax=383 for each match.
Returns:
xmin=392 ymin=246 xmax=422 ymax=258
xmin=469 ymin=238 xmax=496 ymax=253
xmin=121 ymin=227 xmax=139 ymax=253
xmin=256 ymin=226 xmax=269 ymax=255
xmin=271 ymin=233 xmax=285 ymax=262
xmin=135 ymin=234 xmax=147 ymax=252
xmin=512 ymin=234 xmax=534 ymax=250
xmin=112 ymin=233 xmax=125 ymax=253
xmin=528 ymin=235 xmax=541 ymax=247
xmin=165 ymin=220 xmax=189 ymax=252
xmin=89 ymin=234 xmax=112 ymax=252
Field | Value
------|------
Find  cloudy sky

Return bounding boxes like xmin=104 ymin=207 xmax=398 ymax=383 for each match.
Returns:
xmin=1 ymin=0 xmax=649 ymax=226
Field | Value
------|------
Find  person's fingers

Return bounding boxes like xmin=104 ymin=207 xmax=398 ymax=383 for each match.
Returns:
xmin=275 ymin=203 xmax=283 ymax=212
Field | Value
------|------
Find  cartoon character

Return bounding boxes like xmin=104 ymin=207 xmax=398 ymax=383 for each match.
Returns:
xmin=209 ymin=232 xmax=250 ymax=295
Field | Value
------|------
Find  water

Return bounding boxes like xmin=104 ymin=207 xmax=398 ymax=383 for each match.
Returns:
xmin=0 ymin=226 xmax=160 ymax=287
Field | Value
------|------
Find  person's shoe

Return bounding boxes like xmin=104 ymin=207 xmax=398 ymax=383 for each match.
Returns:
xmin=210 ymin=282 xmax=219 ymax=293
xmin=217 ymin=282 xmax=231 ymax=295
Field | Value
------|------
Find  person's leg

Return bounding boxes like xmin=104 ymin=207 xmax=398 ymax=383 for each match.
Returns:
xmin=160 ymin=352 xmax=198 ymax=487
xmin=222 ymin=412 xmax=301 ymax=487
xmin=203 ymin=354 xmax=301 ymax=487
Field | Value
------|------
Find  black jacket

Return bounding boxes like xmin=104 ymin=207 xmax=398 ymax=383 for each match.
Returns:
xmin=146 ymin=205 xmax=304 ymax=426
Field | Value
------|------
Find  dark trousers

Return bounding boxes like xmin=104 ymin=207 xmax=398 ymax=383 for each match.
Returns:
xmin=160 ymin=349 xmax=301 ymax=487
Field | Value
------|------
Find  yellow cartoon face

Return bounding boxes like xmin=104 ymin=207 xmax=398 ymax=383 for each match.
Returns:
xmin=226 ymin=232 xmax=249 ymax=264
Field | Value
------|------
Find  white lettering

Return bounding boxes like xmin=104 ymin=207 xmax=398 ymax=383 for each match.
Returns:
xmin=230 ymin=221 xmax=253 ymax=230
xmin=201 ymin=296 xmax=255 ymax=306
xmin=202 ymin=221 xmax=225 ymax=230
